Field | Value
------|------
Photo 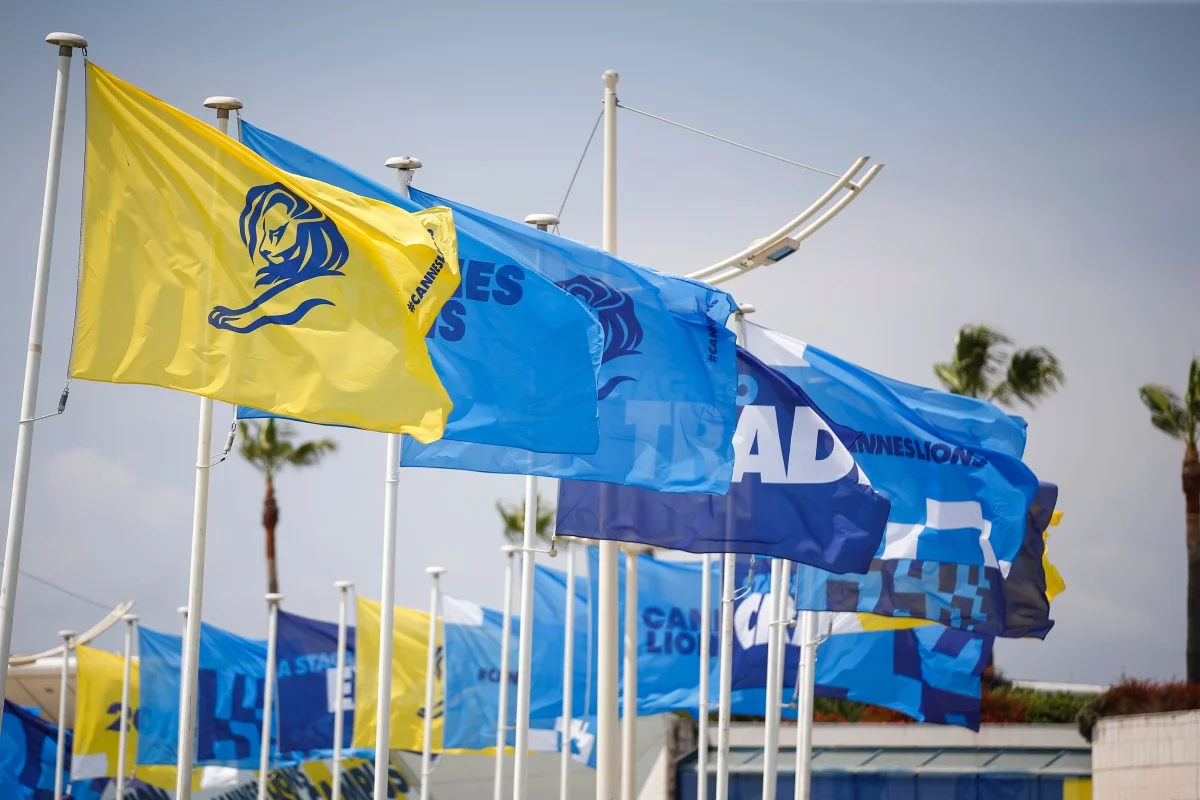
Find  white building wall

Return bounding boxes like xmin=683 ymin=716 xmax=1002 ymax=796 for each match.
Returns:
xmin=1093 ymin=709 xmax=1200 ymax=799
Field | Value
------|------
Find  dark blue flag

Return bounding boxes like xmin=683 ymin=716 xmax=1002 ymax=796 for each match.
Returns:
xmin=0 ymin=700 xmax=65 ymax=798
xmin=276 ymin=611 xmax=357 ymax=761
xmin=557 ymin=347 xmax=890 ymax=573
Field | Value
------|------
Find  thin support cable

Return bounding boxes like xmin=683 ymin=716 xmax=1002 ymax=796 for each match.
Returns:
xmin=15 ymin=569 xmax=113 ymax=612
xmin=617 ymin=103 xmax=843 ymax=179
xmin=557 ymin=110 xmax=604 ymax=222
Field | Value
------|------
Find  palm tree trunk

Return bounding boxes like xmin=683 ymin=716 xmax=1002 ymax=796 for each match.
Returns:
xmin=263 ymin=476 xmax=280 ymax=595
xmin=1184 ymin=443 xmax=1200 ymax=683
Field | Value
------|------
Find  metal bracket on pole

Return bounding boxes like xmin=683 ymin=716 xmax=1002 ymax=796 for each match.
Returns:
xmin=687 ymin=159 xmax=882 ymax=287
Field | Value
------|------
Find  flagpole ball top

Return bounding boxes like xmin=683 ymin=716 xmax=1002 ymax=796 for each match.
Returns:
xmin=203 ymin=96 xmax=243 ymax=111
xmin=123 ymin=614 xmax=138 ymax=623
xmin=603 ymin=70 xmax=619 ymax=88
xmin=385 ymin=157 xmax=423 ymax=171
xmin=425 ymin=566 xmax=447 ymax=578
xmin=334 ymin=580 xmax=353 ymax=590
xmin=265 ymin=593 xmax=284 ymax=604
xmin=501 ymin=544 xmax=519 ymax=556
xmin=45 ymin=33 xmax=87 ymax=48
xmin=524 ymin=214 xmax=559 ymax=229
xmin=57 ymin=629 xmax=74 ymax=640
xmin=738 ymin=303 xmax=757 ymax=315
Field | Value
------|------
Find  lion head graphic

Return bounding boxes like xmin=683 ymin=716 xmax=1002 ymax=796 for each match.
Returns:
xmin=555 ymin=275 xmax=643 ymax=399
xmin=208 ymin=183 xmax=348 ymax=334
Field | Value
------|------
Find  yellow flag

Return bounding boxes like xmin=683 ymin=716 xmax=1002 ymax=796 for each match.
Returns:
xmin=73 ymin=645 xmax=203 ymax=791
xmin=352 ymin=598 xmax=444 ymax=752
xmin=74 ymin=64 xmax=460 ymax=440
xmin=1044 ymin=510 xmax=1066 ymax=602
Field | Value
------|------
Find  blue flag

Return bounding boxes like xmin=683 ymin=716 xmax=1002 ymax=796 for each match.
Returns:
xmin=744 ymin=321 xmax=1038 ymax=570
xmin=0 ymin=700 xmax=64 ymax=798
xmin=138 ymin=626 xmax=270 ymax=769
xmin=730 ymin=622 xmax=994 ymax=730
xmin=441 ymin=591 xmax=568 ymax=753
xmin=275 ymin=611 xmax=358 ymax=761
xmin=557 ymin=346 xmax=891 ymax=571
xmin=399 ymin=189 xmax=740 ymax=494
xmin=237 ymin=120 xmax=604 ymax=455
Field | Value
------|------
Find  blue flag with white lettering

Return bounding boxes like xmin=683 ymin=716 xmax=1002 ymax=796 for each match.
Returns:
xmin=138 ymin=626 xmax=271 ymax=769
xmin=398 ymin=189 xmax=740 ymax=494
xmin=0 ymin=700 xmax=64 ymax=798
xmin=237 ymin=121 xmax=604 ymax=455
xmin=557 ymin=347 xmax=891 ymax=571
xmin=275 ymin=611 xmax=357 ymax=761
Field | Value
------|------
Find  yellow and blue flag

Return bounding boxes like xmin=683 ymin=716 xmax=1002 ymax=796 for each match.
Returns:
xmin=236 ymin=122 xmax=605 ymax=455
xmin=73 ymin=64 xmax=460 ymax=440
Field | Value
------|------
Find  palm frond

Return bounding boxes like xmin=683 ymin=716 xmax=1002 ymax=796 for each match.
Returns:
xmin=934 ymin=325 xmax=1011 ymax=399
xmin=1139 ymin=384 xmax=1189 ymax=441
xmin=993 ymin=347 xmax=1065 ymax=407
xmin=1187 ymin=357 xmax=1200 ymax=419
xmin=496 ymin=495 xmax=556 ymax=543
xmin=289 ymin=438 xmax=338 ymax=467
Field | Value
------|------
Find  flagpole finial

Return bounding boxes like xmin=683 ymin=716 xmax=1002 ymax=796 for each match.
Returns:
xmin=57 ymin=629 xmax=74 ymax=640
xmin=524 ymin=214 xmax=559 ymax=232
xmin=334 ymin=580 xmax=353 ymax=590
xmin=501 ymin=544 xmax=519 ymax=556
xmin=602 ymin=70 xmax=619 ymax=89
xmin=122 ymin=614 xmax=138 ymax=623
xmin=265 ymin=593 xmax=283 ymax=604
xmin=425 ymin=566 xmax=447 ymax=578
xmin=45 ymin=33 xmax=87 ymax=48
xmin=385 ymin=157 xmax=423 ymax=171
xmin=738 ymin=303 xmax=756 ymax=315
xmin=203 ymin=96 xmax=243 ymax=110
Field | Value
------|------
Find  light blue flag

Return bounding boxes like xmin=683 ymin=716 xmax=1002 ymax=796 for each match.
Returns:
xmin=441 ymin=566 xmax=589 ymax=753
xmin=399 ymin=188 xmax=741 ymax=494
xmin=138 ymin=626 xmax=272 ymax=769
xmin=237 ymin=121 xmax=604 ymax=455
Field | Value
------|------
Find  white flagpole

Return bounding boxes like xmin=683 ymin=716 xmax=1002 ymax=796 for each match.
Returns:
xmin=421 ymin=567 xmax=446 ymax=800
xmin=0 ymin=33 xmax=87 ymax=730
xmin=116 ymin=614 xmax=138 ymax=800
xmin=620 ymin=548 xmax=639 ymax=800
xmin=714 ymin=555 xmax=736 ymax=800
xmin=697 ymin=554 xmax=712 ymax=800
xmin=176 ymin=95 xmax=241 ymax=800
xmin=495 ymin=544 xmax=518 ymax=800
xmin=596 ymin=67 xmax=621 ymax=800
xmin=792 ymin=612 xmax=819 ymax=800
xmin=257 ymin=594 xmax=283 ymax=800
xmin=760 ymin=560 xmax=784 ymax=800
xmin=373 ymin=154 xmax=421 ymax=800
xmin=331 ymin=581 xmax=353 ymax=800
xmin=558 ymin=540 xmax=576 ymax=800
xmin=53 ymin=629 xmax=74 ymax=798
xmin=716 ymin=307 xmax=751 ymax=800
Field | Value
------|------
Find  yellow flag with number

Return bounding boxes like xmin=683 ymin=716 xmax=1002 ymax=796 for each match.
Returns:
xmin=73 ymin=645 xmax=203 ymax=791
xmin=74 ymin=63 xmax=460 ymax=440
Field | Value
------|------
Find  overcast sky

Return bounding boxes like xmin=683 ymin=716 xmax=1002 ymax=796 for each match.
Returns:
xmin=0 ymin=2 xmax=1197 ymax=686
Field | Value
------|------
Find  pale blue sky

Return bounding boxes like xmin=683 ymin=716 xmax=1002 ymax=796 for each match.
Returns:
xmin=0 ymin=2 xmax=1197 ymax=685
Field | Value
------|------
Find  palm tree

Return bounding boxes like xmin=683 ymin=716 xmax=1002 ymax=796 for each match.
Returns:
xmin=935 ymin=324 xmax=1064 ymax=684
xmin=934 ymin=325 xmax=1065 ymax=406
xmin=1140 ymin=358 xmax=1200 ymax=682
xmin=238 ymin=419 xmax=338 ymax=594
xmin=497 ymin=495 xmax=555 ymax=544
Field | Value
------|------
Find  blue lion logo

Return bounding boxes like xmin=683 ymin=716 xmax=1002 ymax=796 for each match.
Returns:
xmin=208 ymin=183 xmax=348 ymax=333
xmin=555 ymin=274 xmax=643 ymax=399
